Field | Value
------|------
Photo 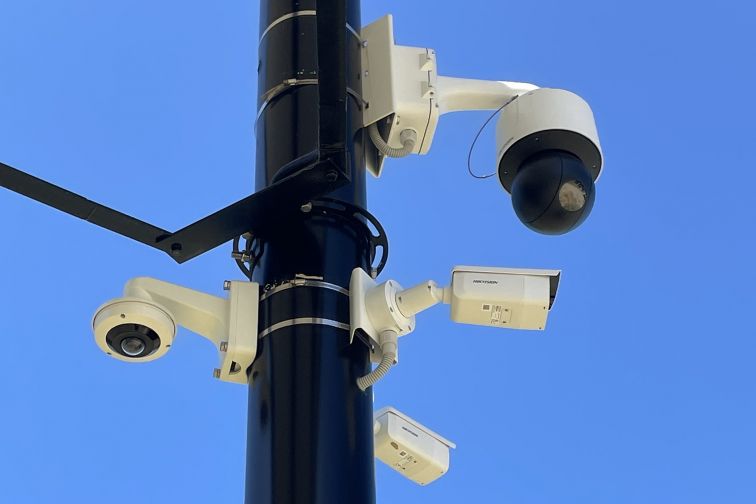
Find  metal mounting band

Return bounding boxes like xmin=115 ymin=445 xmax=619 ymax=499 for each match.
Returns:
xmin=346 ymin=23 xmax=360 ymax=39
xmin=257 ymin=82 xmax=365 ymax=123
xmin=259 ymin=318 xmax=351 ymax=339
xmin=260 ymin=10 xmax=361 ymax=44
xmin=260 ymin=10 xmax=317 ymax=42
xmin=260 ymin=279 xmax=349 ymax=302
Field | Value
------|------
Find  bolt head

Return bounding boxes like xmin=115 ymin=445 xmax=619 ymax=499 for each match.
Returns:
xmin=223 ymin=280 xmax=231 ymax=290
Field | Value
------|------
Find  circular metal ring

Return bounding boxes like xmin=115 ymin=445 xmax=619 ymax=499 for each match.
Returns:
xmin=307 ymin=198 xmax=389 ymax=277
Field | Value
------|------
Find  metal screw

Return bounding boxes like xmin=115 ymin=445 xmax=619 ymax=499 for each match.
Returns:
xmin=223 ymin=280 xmax=231 ymax=291
xmin=220 ymin=342 xmax=229 ymax=352
xmin=301 ymin=202 xmax=313 ymax=213
xmin=364 ymin=70 xmax=369 ymax=77
xmin=213 ymin=368 xmax=222 ymax=379
xmin=361 ymin=40 xmax=368 ymax=48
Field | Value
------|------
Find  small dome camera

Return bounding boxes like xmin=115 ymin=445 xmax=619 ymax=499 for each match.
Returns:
xmin=93 ymin=298 xmax=176 ymax=363
xmin=496 ymin=88 xmax=602 ymax=234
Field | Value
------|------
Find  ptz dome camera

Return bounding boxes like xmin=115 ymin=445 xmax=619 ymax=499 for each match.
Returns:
xmin=496 ymin=88 xmax=603 ymax=234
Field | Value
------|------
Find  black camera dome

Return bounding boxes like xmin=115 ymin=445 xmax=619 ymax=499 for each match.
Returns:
xmin=510 ymin=150 xmax=595 ymax=235
xmin=106 ymin=323 xmax=162 ymax=359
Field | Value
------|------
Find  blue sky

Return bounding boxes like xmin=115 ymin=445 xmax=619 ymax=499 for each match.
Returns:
xmin=1 ymin=1 xmax=755 ymax=503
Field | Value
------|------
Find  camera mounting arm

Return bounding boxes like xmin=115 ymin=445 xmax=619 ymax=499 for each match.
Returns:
xmin=435 ymin=77 xmax=539 ymax=115
xmin=359 ymin=15 xmax=541 ymax=176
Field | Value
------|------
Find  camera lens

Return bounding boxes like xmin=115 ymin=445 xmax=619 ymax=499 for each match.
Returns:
xmin=121 ymin=337 xmax=146 ymax=356
xmin=558 ymin=180 xmax=587 ymax=211
xmin=511 ymin=150 xmax=595 ymax=234
xmin=105 ymin=323 xmax=161 ymax=358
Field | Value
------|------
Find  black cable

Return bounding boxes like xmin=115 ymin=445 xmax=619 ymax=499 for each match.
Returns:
xmin=466 ymin=95 xmax=519 ymax=180
xmin=248 ymin=241 xmax=265 ymax=277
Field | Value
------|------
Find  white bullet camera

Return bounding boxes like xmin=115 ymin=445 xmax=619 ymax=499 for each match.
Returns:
xmin=374 ymin=407 xmax=455 ymax=486
xmin=350 ymin=265 xmax=560 ymax=389
xmin=93 ymin=277 xmax=260 ymax=384
xmin=449 ymin=265 xmax=561 ymax=331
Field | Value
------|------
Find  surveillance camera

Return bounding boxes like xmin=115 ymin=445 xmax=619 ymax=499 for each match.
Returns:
xmin=374 ymin=407 xmax=455 ymax=486
xmin=449 ymin=265 xmax=561 ymax=330
xmin=496 ymin=88 xmax=603 ymax=234
xmin=93 ymin=298 xmax=176 ymax=362
xmin=358 ymin=16 xmax=604 ymax=234
xmin=92 ymin=277 xmax=259 ymax=383
xmin=350 ymin=264 xmax=562 ymax=387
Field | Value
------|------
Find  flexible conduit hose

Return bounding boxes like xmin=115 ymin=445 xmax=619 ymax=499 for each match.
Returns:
xmin=357 ymin=330 xmax=398 ymax=391
xmin=368 ymin=123 xmax=417 ymax=158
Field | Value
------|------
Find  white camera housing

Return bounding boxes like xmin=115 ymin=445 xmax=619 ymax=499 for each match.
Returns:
xmin=449 ymin=266 xmax=560 ymax=330
xmin=93 ymin=298 xmax=176 ymax=363
xmin=496 ymin=87 xmax=603 ymax=193
xmin=374 ymin=407 xmax=455 ymax=486
xmin=93 ymin=277 xmax=259 ymax=384
xmin=360 ymin=14 xmax=440 ymax=172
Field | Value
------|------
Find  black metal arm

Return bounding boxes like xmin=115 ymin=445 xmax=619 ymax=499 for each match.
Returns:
xmin=1 ymin=153 xmax=346 ymax=264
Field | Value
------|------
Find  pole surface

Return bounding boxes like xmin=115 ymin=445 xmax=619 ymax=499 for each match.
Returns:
xmin=246 ymin=1 xmax=376 ymax=503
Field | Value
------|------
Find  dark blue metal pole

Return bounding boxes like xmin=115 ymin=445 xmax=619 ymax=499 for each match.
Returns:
xmin=245 ymin=1 xmax=376 ymax=502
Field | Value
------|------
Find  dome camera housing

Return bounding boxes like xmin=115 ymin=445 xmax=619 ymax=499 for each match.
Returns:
xmin=496 ymin=88 xmax=602 ymax=234
xmin=93 ymin=298 xmax=176 ymax=363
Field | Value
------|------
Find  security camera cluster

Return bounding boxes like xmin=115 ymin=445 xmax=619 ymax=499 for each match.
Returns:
xmin=1 ymin=11 xmax=602 ymax=490
xmin=355 ymin=14 xmax=602 ymax=483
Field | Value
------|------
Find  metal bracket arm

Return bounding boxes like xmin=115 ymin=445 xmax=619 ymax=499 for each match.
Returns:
xmin=0 ymin=152 xmax=347 ymax=264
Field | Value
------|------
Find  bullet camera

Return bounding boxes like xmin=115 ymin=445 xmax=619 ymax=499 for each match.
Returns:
xmin=350 ymin=265 xmax=560 ymax=388
xmin=449 ymin=265 xmax=561 ymax=330
xmin=496 ymin=88 xmax=602 ymax=234
xmin=374 ymin=407 xmax=455 ymax=486
xmin=359 ymin=15 xmax=603 ymax=235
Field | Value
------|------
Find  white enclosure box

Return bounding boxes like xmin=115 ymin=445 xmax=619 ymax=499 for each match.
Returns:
xmin=374 ymin=407 xmax=455 ymax=486
xmin=223 ymin=281 xmax=260 ymax=384
xmin=450 ymin=266 xmax=560 ymax=330
xmin=361 ymin=15 xmax=440 ymax=176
